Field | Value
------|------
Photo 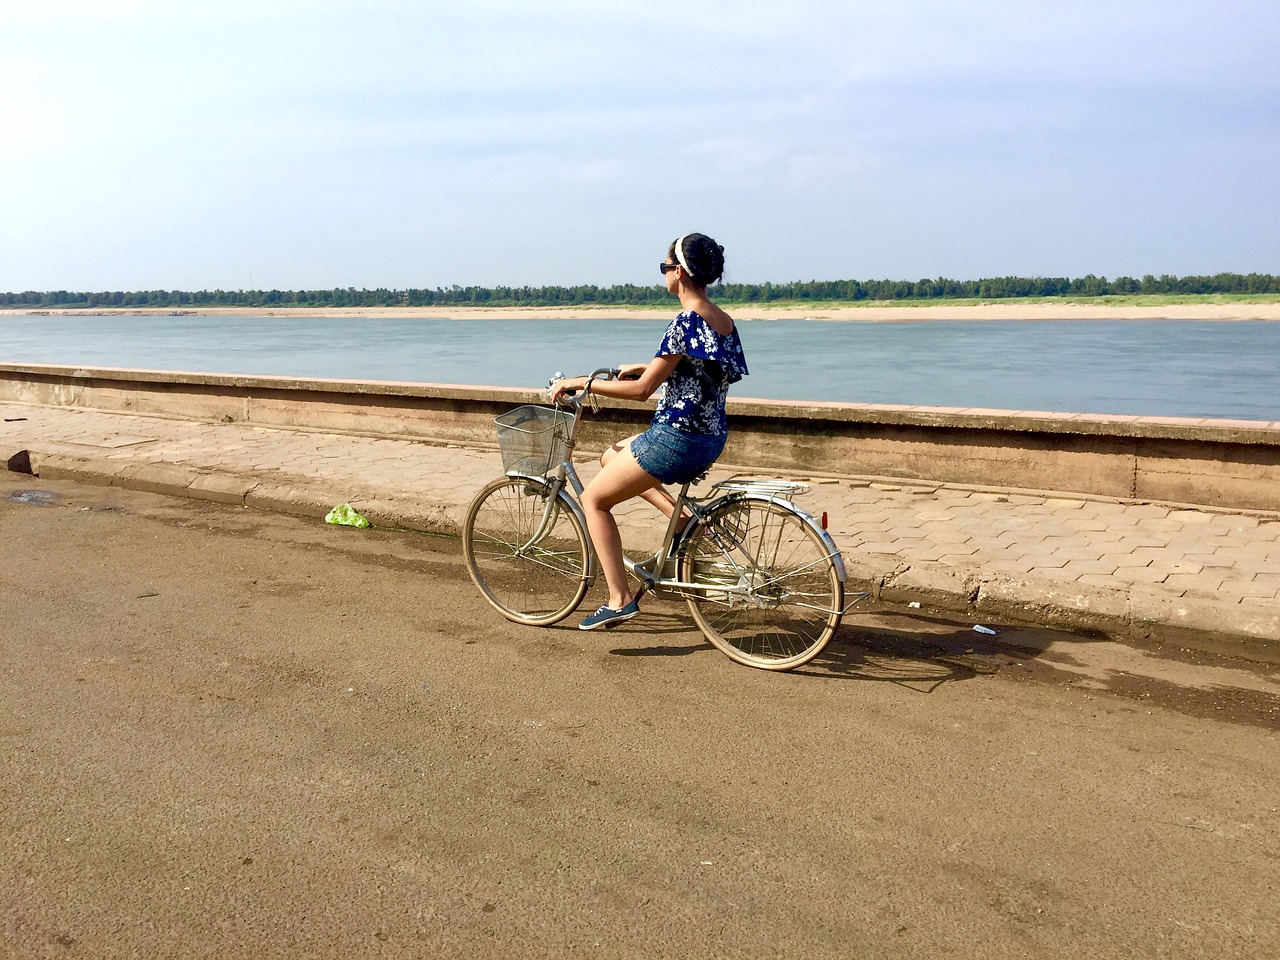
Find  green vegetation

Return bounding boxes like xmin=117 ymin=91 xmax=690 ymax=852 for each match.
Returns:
xmin=723 ymin=291 xmax=1280 ymax=310
xmin=3 ymin=273 xmax=1278 ymax=310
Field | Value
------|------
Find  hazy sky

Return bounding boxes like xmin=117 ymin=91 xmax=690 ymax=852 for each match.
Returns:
xmin=2 ymin=0 xmax=1277 ymax=291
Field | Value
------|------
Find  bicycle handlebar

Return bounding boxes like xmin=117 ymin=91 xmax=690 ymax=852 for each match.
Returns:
xmin=547 ymin=367 xmax=620 ymax=410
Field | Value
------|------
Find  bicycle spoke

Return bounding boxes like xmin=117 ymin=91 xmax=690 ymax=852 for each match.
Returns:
xmin=463 ymin=477 xmax=591 ymax=626
xmin=680 ymin=498 xmax=842 ymax=670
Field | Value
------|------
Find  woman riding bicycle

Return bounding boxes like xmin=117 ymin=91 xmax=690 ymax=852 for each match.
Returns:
xmin=549 ymin=233 xmax=748 ymax=630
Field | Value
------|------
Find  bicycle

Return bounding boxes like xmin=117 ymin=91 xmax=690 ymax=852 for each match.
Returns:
xmin=461 ymin=368 xmax=865 ymax=670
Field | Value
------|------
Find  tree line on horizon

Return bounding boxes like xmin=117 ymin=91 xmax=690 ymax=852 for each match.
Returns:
xmin=3 ymin=272 xmax=1277 ymax=310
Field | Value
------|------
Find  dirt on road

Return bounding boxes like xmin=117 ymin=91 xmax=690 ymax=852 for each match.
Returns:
xmin=2 ymin=473 xmax=1277 ymax=959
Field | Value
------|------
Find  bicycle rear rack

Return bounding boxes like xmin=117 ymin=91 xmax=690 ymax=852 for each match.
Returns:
xmin=711 ymin=478 xmax=812 ymax=501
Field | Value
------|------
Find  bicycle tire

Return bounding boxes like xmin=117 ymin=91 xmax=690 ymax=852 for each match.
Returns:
xmin=463 ymin=475 xmax=592 ymax=626
xmin=678 ymin=496 xmax=843 ymax=670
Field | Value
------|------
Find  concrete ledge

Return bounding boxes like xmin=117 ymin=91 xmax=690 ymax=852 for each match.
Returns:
xmin=975 ymin=573 xmax=1133 ymax=635
xmin=881 ymin=562 xmax=978 ymax=609
xmin=188 ymin=473 xmax=259 ymax=505
xmin=243 ymin=483 xmax=335 ymax=519
xmin=117 ymin=463 xmax=201 ymax=497
xmin=32 ymin=452 xmax=129 ymax=487
xmin=4 ymin=362 xmax=1278 ymax=511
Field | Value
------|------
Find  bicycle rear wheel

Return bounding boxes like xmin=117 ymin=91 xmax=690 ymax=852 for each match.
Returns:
xmin=678 ymin=497 xmax=843 ymax=670
xmin=463 ymin=476 xmax=592 ymax=626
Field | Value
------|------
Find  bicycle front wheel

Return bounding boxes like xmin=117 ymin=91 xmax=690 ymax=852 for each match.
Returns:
xmin=678 ymin=497 xmax=843 ymax=670
xmin=463 ymin=476 xmax=592 ymax=626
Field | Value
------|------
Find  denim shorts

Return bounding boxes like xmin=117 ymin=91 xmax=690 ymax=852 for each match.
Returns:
xmin=631 ymin=423 xmax=727 ymax=484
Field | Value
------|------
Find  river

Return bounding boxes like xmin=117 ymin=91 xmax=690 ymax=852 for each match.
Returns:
xmin=2 ymin=313 xmax=1277 ymax=421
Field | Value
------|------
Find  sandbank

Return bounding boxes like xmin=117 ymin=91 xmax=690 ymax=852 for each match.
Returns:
xmin=16 ymin=301 xmax=1280 ymax=321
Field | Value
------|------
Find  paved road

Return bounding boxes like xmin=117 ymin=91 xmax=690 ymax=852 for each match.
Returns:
xmin=2 ymin=474 xmax=1278 ymax=959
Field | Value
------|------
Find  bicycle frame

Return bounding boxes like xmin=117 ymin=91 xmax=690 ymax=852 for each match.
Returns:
xmin=508 ymin=370 xmax=853 ymax=616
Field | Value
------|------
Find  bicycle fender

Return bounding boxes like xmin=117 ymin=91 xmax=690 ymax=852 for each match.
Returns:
xmin=503 ymin=472 xmax=598 ymax=584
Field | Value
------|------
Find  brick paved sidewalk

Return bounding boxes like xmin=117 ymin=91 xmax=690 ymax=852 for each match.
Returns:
xmin=3 ymin=401 xmax=1278 ymax=661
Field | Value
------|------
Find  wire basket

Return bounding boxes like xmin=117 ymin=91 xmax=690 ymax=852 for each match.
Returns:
xmin=494 ymin=405 xmax=572 ymax=476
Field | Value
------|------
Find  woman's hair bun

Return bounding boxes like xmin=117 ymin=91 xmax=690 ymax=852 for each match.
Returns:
xmin=672 ymin=233 xmax=726 ymax=286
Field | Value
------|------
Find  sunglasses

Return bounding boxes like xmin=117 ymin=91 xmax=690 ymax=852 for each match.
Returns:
xmin=659 ymin=262 xmax=680 ymax=275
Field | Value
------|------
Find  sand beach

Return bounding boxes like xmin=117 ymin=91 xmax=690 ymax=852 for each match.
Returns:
xmin=23 ymin=301 xmax=1280 ymax=322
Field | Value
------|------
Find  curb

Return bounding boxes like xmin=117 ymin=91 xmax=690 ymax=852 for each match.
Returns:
xmin=8 ymin=445 xmax=1278 ymax=665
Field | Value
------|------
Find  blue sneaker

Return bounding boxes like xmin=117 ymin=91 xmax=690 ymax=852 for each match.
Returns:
xmin=579 ymin=597 xmax=641 ymax=630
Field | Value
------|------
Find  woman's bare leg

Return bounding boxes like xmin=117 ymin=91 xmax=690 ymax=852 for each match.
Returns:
xmin=602 ymin=437 xmax=690 ymax=529
xmin=581 ymin=446 xmax=664 ymax=610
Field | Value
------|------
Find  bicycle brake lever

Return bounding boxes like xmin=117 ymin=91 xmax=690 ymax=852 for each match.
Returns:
xmin=587 ymin=367 xmax=618 ymax=413
xmin=547 ymin=371 xmax=568 ymax=404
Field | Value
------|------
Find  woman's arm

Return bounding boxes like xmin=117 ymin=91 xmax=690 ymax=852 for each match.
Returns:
xmin=550 ymin=354 xmax=681 ymax=404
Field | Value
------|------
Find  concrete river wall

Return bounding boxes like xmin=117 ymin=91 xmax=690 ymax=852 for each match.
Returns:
xmin=2 ymin=362 xmax=1278 ymax=512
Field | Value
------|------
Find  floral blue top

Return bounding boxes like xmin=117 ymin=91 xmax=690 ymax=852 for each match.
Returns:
xmin=651 ymin=310 xmax=749 ymax=437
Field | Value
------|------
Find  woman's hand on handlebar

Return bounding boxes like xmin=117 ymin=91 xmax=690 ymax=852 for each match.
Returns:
xmin=617 ymin=363 xmax=647 ymax=381
xmin=548 ymin=375 xmax=587 ymax=405
xmin=549 ymin=367 xmax=619 ymax=406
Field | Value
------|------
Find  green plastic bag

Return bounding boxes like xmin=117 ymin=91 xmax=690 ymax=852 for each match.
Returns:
xmin=325 ymin=503 xmax=371 ymax=528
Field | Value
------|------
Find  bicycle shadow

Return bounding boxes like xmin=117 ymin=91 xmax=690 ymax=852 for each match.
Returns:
xmin=605 ymin=606 xmax=1068 ymax=693
xmin=796 ymin=608 xmax=1089 ymax=690
xmin=796 ymin=619 xmax=1002 ymax=692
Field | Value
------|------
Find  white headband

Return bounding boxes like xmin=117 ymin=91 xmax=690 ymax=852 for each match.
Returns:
xmin=673 ymin=234 xmax=695 ymax=277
